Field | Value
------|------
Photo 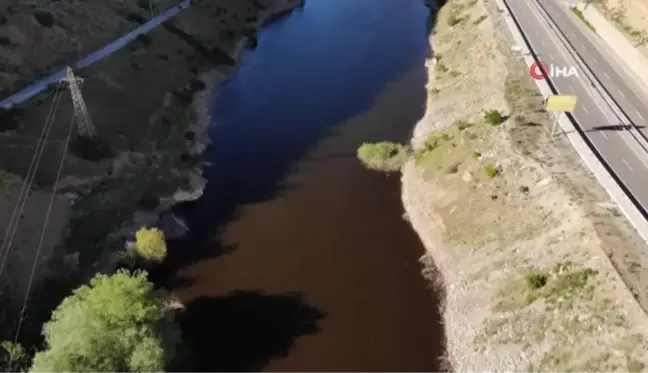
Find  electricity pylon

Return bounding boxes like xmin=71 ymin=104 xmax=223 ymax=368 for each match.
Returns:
xmin=61 ymin=67 xmax=95 ymax=137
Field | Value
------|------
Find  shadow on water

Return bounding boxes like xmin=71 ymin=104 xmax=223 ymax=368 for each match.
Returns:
xmin=168 ymin=0 xmax=445 ymax=270
xmin=178 ymin=291 xmax=325 ymax=372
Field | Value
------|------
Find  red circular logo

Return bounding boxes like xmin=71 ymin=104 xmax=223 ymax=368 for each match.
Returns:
xmin=530 ymin=61 xmax=549 ymax=80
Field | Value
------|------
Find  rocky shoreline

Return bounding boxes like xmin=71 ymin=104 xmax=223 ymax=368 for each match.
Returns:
xmin=136 ymin=0 xmax=306 ymax=242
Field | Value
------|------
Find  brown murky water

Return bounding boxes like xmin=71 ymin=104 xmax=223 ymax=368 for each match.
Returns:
xmin=165 ymin=0 xmax=447 ymax=370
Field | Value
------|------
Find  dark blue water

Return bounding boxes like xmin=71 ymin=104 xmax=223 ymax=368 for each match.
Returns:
xmin=202 ymin=0 xmax=429 ymax=208
xmin=169 ymin=0 xmax=446 ymax=370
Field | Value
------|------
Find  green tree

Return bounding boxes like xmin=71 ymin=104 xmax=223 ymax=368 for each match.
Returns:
xmin=356 ymin=142 xmax=411 ymax=172
xmin=0 ymin=340 xmax=28 ymax=372
xmin=30 ymin=270 xmax=181 ymax=372
xmin=135 ymin=227 xmax=168 ymax=262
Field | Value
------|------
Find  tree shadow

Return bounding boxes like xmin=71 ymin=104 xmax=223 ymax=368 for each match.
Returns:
xmin=177 ymin=291 xmax=325 ymax=371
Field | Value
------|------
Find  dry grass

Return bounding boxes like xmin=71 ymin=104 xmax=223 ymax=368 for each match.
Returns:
xmin=402 ymin=0 xmax=648 ymax=370
xmin=591 ymin=0 xmax=648 ymax=50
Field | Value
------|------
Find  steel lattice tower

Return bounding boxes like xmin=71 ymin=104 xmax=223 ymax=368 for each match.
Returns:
xmin=61 ymin=67 xmax=95 ymax=137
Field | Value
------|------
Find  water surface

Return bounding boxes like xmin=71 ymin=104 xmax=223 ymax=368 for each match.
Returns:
xmin=168 ymin=0 xmax=446 ymax=370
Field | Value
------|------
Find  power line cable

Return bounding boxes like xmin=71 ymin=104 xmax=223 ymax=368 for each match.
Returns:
xmin=0 ymin=85 xmax=63 ymax=262
xmin=10 ymin=112 xmax=76 ymax=358
xmin=0 ymin=85 xmax=64 ymax=279
xmin=0 ymin=85 xmax=63 ymax=269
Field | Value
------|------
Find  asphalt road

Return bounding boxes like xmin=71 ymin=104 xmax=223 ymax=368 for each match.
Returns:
xmin=538 ymin=0 xmax=648 ymax=136
xmin=504 ymin=0 xmax=648 ymax=214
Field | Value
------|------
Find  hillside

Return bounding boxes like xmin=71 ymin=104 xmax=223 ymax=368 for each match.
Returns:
xmin=0 ymin=0 xmax=302 ymax=340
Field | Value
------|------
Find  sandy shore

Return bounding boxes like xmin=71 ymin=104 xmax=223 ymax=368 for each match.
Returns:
xmin=402 ymin=0 xmax=648 ymax=370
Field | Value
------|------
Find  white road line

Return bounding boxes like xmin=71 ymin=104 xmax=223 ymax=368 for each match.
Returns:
xmin=582 ymin=106 xmax=589 ymax=114
xmin=580 ymin=43 xmax=586 ymax=49
xmin=637 ymin=110 xmax=644 ymax=120
xmin=622 ymin=159 xmax=634 ymax=172
xmin=591 ymin=56 xmax=597 ymax=63
xmin=618 ymin=90 xmax=625 ymax=98
xmin=601 ymin=131 xmax=608 ymax=139
xmin=603 ymin=72 xmax=610 ymax=79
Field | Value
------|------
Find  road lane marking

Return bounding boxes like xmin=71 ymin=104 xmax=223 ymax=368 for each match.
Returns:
xmin=580 ymin=43 xmax=586 ymax=49
xmin=591 ymin=56 xmax=597 ymax=63
xmin=618 ymin=90 xmax=625 ymax=98
xmin=603 ymin=72 xmax=610 ymax=79
xmin=582 ymin=106 xmax=589 ymax=114
xmin=637 ymin=110 xmax=644 ymax=120
xmin=622 ymin=159 xmax=634 ymax=172
xmin=600 ymin=131 xmax=608 ymax=139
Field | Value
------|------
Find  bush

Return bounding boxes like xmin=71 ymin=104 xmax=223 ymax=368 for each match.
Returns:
xmin=30 ymin=270 xmax=181 ymax=372
xmin=69 ymin=135 xmax=114 ymax=162
xmin=0 ymin=341 xmax=28 ymax=372
xmin=447 ymin=13 xmax=464 ymax=26
xmin=525 ymin=272 xmax=549 ymax=290
xmin=484 ymin=163 xmax=498 ymax=178
xmin=134 ymin=227 xmax=167 ymax=263
xmin=424 ymin=134 xmax=442 ymax=151
xmin=483 ymin=109 xmax=506 ymax=126
xmin=454 ymin=120 xmax=473 ymax=130
xmin=357 ymin=142 xmax=410 ymax=172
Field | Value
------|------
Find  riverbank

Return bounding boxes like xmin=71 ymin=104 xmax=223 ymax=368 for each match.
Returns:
xmin=0 ymin=0 xmax=303 ymax=344
xmin=402 ymin=0 xmax=648 ymax=370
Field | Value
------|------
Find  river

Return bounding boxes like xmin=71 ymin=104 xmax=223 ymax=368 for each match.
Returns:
xmin=165 ymin=0 xmax=446 ymax=370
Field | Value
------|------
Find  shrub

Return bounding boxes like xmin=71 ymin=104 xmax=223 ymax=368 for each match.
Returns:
xmin=134 ymin=227 xmax=167 ymax=262
xmin=424 ymin=134 xmax=442 ymax=151
xmin=447 ymin=13 xmax=464 ymax=26
xmin=357 ymin=142 xmax=410 ymax=172
xmin=69 ymin=135 xmax=114 ymax=162
xmin=525 ymin=272 xmax=549 ymax=290
xmin=483 ymin=109 xmax=506 ymax=126
xmin=447 ymin=162 xmax=460 ymax=173
xmin=454 ymin=120 xmax=473 ymax=130
xmin=484 ymin=163 xmax=498 ymax=178
xmin=0 ymin=341 xmax=28 ymax=372
xmin=30 ymin=270 xmax=181 ymax=372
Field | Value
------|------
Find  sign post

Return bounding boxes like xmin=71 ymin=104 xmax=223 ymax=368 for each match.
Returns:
xmin=544 ymin=95 xmax=578 ymax=139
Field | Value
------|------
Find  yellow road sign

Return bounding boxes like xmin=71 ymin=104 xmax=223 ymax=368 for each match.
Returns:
xmin=545 ymin=95 xmax=578 ymax=112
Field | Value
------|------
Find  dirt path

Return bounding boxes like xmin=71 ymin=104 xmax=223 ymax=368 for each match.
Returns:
xmin=402 ymin=0 xmax=648 ymax=370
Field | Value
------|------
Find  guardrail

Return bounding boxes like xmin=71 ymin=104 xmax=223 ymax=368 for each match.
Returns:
xmin=534 ymin=0 xmax=648 ymax=149
xmin=501 ymin=0 xmax=648 ymax=221
xmin=0 ymin=0 xmax=192 ymax=110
